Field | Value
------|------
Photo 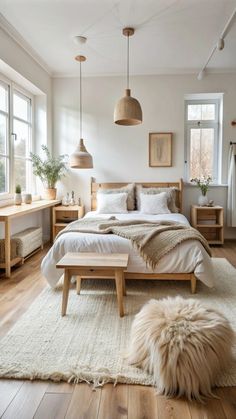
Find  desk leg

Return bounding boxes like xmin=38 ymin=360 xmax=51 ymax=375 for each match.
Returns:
xmin=5 ymin=219 xmax=11 ymax=278
xmin=62 ymin=269 xmax=71 ymax=316
xmin=50 ymin=207 xmax=54 ymax=243
xmin=115 ymin=269 xmax=124 ymax=317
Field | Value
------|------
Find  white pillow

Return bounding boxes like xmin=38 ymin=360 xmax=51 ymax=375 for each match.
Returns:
xmin=140 ymin=192 xmax=171 ymax=214
xmin=97 ymin=192 xmax=128 ymax=214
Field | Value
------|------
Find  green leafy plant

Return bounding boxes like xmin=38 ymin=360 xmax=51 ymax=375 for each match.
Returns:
xmin=30 ymin=145 xmax=67 ymax=189
xmin=190 ymin=175 xmax=212 ymax=196
xmin=15 ymin=184 xmax=21 ymax=194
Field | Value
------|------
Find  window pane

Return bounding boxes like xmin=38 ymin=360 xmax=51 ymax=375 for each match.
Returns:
xmin=202 ymin=104 xmax=215 ymax=120
xmin=0 ymin=157 xmax=7 ymax=193
xmin=13 ymin=93 xmax=29 ymax=121
xmin=13 ymin=119 xmax=30 ymax=158
xmin=190 ymin=128 xmax=214 ymax=178
xmin=14 ymin=158 xmax=26 ymax=191
xmin=188 ymin=105 xmax=201 ymax=120
xmin=0 ymin=114 xmax=7 ymax=154
xmin=0 ymin=84 xmax=8 ymax=112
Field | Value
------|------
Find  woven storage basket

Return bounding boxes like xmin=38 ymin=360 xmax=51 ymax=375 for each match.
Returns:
xmin=12 ymin=227 xmax=43 ymax=258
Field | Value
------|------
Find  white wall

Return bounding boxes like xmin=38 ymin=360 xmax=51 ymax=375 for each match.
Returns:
xmin=0 ymin=27 xmax=52 ymax=241
xmin=53 ymin=73 xmax=236 ymax=238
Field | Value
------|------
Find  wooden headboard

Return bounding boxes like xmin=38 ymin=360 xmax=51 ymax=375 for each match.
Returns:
xmin=91 ymin=178 xmax=183 ymax=213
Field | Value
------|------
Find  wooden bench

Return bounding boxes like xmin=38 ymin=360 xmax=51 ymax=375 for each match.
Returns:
xmin=56 ymin=252 xmax=129 ymax=317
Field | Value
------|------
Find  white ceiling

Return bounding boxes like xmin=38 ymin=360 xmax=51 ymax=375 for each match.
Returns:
xmin=0 ymin=0 xmax=236 ymax=77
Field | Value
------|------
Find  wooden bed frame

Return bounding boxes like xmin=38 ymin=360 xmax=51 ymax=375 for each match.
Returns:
xmin=90 ymin=177 xmax=197 ymax=294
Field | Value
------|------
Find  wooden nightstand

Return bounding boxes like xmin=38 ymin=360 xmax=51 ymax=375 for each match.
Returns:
xmin=190 ymin=205 xmax=224 ymax=245
xmin=52 ymin=205 xmax=85 ymax=241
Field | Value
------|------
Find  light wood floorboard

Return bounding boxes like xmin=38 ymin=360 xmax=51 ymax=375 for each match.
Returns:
xmin=0 ymin=242 xmax=235 ymax=418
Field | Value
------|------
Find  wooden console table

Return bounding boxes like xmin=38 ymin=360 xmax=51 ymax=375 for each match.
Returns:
xmin=0 ymin=199 xmax=61 ymax=277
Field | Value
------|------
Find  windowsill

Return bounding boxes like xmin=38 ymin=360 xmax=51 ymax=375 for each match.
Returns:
xmin=184 ymin=182 xmax=228 ymax=187
xmin=0 ymin=193 xmax=41 ymax=207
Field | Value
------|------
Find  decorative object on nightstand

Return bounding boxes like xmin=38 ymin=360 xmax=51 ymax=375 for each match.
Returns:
xmin=14 ymin=184 xmax=22 ymax=205
xmin=190 ymin=176 xmax=212 ymax=206
xmin=191 ymin=205 xmax=224 ymax=245
xmin=30 ymin=145 xmax=67 ymax=200
xmin=52 ymin=205 xmax=85 ymax=240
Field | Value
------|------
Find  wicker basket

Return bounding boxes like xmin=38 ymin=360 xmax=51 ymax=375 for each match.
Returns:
xmin=12 ymin=227 xmax=43 ymax=258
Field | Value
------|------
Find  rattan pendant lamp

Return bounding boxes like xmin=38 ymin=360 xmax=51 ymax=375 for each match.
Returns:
xmin=70 ymin=55 xmax=93 ymax=169
xmin=114 ymin=27 xmax=142 ymax=125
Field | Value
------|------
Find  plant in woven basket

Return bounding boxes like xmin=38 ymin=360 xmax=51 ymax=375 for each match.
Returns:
xmin=30 ymin=145 xmax=68 ymax=200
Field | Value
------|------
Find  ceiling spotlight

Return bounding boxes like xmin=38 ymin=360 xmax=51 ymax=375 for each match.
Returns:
xmin=73 ymin=36 xmax=87 ymax=45
xmin=217 ymin=38 xmax=225 ymax=50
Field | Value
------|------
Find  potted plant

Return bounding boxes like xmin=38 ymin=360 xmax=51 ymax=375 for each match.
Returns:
xmin=30 ymin=145 xmax=67 ymax=200
xmin=190 ymin=175 xmax=212 ymax=206
xmin=14 ymin=184 xmax=22 ymax=205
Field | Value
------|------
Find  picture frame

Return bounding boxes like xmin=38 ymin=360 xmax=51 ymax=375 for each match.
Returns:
xmin=149 ymin=132 xmax=172 ymax=167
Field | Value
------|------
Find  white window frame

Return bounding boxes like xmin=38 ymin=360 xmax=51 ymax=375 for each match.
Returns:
xmin=0 ymin=73 xmax=34 ymax=199
xmin=0 ymin=79 xmax=10 ymax=195
xmin=185 ymin=98 xmax=220 ymax=183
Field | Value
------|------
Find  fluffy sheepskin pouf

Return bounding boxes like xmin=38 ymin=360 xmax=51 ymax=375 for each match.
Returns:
xmin=127 ymin=296 xmax=234 ymax=401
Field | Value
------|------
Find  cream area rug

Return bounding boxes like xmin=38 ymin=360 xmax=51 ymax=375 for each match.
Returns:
xmin=0 ymin=258 xmax=236 ymax=387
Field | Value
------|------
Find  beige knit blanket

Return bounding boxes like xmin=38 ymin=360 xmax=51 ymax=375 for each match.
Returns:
xmin=56 ymin=217 xmax=211 ymax=269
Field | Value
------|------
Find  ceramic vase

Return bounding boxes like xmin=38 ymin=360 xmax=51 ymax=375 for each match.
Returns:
xmin=198 ymin=194 xmax=208 ymax=206
xmin=14 ymin=193 xmax=22 ymax=205
xmin=24 ymin=193 xmax=32 ymax=204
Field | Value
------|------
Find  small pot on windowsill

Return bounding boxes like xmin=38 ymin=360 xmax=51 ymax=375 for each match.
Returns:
xmin=14 ymin=193 xmax=22 ymax=205
xmin=14 ymin=184 xmax=22 ymax=205
xmin=43 ymin=188 xmax=57 ymax=200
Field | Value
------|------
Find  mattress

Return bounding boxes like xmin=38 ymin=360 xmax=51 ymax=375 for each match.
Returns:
xmin=41 ymin=211 xmax=214 ymax=288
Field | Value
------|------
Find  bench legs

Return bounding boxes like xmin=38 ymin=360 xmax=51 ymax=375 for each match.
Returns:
xmin=62 ymin=270 xmax=71 ymax=316
xmin=115 ymin=269 xmax=124 ymax=317
xmin=63 ymin=270 xmax=125 ymax=317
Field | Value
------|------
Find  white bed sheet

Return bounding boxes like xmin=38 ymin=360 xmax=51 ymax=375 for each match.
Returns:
xmin=41 ymin=211 xmax=214 ymax=288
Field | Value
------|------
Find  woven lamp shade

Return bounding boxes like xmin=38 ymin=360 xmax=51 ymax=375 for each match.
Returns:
xmin=70 ymin=138 xmax=93 ymax=169
xmin=114 ymin=89 xmax=142 ymax=125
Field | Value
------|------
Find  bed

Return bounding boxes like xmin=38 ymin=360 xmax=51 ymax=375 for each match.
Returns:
xmin=41 ymin=179 xmax=214 ymax=292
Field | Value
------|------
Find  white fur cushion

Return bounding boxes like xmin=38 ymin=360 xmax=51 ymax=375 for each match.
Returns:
xmin=127 ymin=296 xmax=234 ymax=401
xmin=140 ymin=192 xmax=170 ymax=214
xmin=97 ymin=192 xmax=128 ymax=213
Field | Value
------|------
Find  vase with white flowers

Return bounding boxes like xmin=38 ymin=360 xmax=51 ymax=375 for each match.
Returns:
xmin=190 ymin=175 xmax=212 ymax=206
xmin=30 ymin=145 xmax=67 ymax=200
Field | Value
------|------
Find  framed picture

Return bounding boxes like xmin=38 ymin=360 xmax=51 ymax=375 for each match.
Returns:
xmin=149 ymin=132 xmax=172 ymax=167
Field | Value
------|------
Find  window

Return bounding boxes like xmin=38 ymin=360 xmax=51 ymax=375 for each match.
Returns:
xmin=0 ymin=78 xmax=33 ymax=196
xmin=185 ymin=98 xmax=220 ymax=182
xmin=0 ymin=82 xmax=9 ymax=194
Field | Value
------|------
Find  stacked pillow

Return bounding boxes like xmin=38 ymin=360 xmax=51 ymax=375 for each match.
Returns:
xmin=139 ymin=192 xmax=170 ymax=215
xmin=97 ymin=192 xmax=128 ymax=214
xmin=96 ymin=183 xmax=179 ymax=215
xmin=97 ymin=183 xmax=135 ymax=213
xmin=136 ymin=185 xmax=179 ymax=213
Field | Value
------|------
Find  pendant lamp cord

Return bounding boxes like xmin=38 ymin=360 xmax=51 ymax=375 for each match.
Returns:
xmin=80 ymin=61 xmax=82 ymax=139
xmin=127 ymin=33 xmax=129 ymax=89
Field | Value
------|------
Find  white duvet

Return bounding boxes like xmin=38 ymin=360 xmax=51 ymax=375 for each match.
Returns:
xmin=41 ymin=211 xmax=214 ymax=288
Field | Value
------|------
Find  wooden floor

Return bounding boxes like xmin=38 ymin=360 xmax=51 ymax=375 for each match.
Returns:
xmin=0 ymin=242 xmax=236 ymax=419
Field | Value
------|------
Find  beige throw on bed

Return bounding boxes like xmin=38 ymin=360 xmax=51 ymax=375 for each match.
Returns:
xmin=56 ymin=218 xmax=211 ymax=269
